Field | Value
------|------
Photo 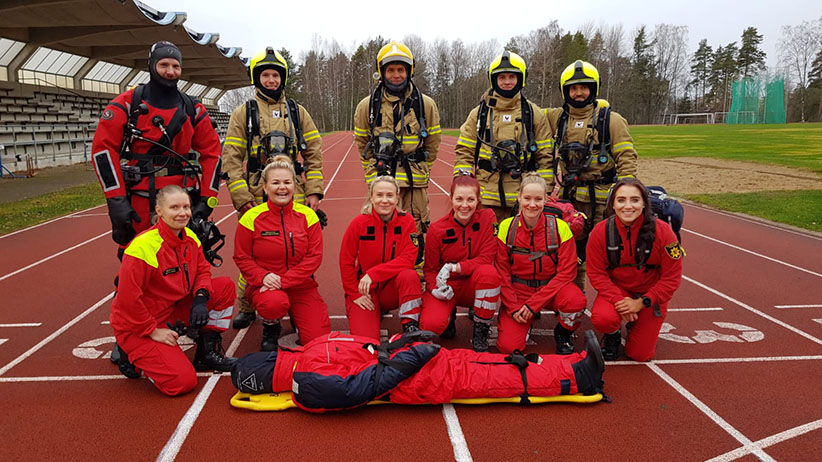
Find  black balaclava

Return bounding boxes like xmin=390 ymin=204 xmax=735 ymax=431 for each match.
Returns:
xmin=147 ymin=41 xmax=182 ymax=107
xmin=253 ymin=65 xmax=286 ymax=101
xmin=563 ymin=82 xmax=597 ymax=109
xmin=491 ymin=73 xmax=523 ymax=99
xmin=382 ymin=63 xmax=411 ymax=96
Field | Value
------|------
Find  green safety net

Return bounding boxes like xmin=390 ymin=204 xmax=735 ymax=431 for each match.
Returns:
xmin=726 ymin=77 xmax=785 ymax=124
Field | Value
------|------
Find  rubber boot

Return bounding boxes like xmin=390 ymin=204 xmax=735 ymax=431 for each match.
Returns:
xmin=602 ymin=332 xmax=622 ymax=361
xmin=116 ymin=344 xmax=141 ymax=379
xmin=441 ymin=308 xmax=457 ymax=339
xmin=193 ymin=332 xmax=237 ymax=372
xmin=572 ymin=330 xmax=605 ymax=395
xmin=471 ymin=321 xmax=490 ymax=353
xmin=109 ymin=340 xmax=121 ymax=364
xmin=260 ymin=322 xmax=281 ymax=352
xmin=232 ymin=289 xmax=256 ymax=329
xmin=553 ymin=323 xmax=575 ymax=355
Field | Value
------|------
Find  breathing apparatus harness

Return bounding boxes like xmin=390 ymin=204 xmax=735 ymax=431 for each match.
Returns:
xmin=244 ymin=96 xmax=308 ymax=186
xmin=118 ymin=84 xmax=225 ymax=266
xmin=473 ymin=90 xmax=538 ymax=208
xmin=503 ymin=213 xmax=560 ymax=287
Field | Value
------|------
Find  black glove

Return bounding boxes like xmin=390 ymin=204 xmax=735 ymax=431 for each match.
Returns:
xmin=107 ymin=196 xmax=140 ymax=245
xmin=191 ymin=197 xmax=213 ymax=220
xmin=316 ymin=208 xmax=328 ymax=229
xmin=189 ymin=292 xmax=209 ymax=330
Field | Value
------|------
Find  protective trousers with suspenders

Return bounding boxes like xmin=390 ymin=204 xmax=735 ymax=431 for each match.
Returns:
xmin=604 ymin=215 xmax=662 ymax=317
xmin=473 ymin=93 xmax=538 ymax=209
xmin=504 ymin=214 xmax=560 ymax=288
xmin=243 ymin=98 xmax=308 ymax=191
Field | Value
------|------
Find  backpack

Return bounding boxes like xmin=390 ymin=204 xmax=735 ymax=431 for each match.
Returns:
xmin=647 ymin=185 xmax=684 ymax=242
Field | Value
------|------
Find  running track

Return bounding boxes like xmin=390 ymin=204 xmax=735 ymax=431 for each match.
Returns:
xmin=1 ymin=132 xmax=820 ymax=461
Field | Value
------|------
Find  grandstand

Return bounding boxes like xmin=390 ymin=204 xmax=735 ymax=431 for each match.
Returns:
xmin=0 ymin=0 xmax=248 ymax=175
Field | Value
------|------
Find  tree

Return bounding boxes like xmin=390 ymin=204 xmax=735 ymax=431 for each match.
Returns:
xmin=652 ymin=24 xmax=689 ymax=118
xmin=778 ymin=17 xmax=822 ymax=122
xmin=737 ymin=27 xmax=766 ymax=78
xmin=709 ymin=42 xmax=738 ymax=113
xmin=690 ymin=39 xmax=713 ymax=110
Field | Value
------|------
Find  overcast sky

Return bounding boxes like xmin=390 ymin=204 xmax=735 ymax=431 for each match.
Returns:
xmin=149 ymin=0 xmax=818 ymax=69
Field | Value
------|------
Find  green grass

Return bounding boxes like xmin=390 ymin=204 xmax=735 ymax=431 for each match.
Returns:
xmin=442 ymin=129 xmax=460 ymax=137
xmin=631 ymin=123 xmax=822 ymax=173
xmin=0 ymin=182 xmax=104 ymax=235
xmin=684 ymin=190 xmax=822 ymax=232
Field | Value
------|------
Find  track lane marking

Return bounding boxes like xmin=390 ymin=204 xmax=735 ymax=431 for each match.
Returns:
xmin=690 ymin=205 xmax=822 ymax=242
xmin=0 ymin=231 xmax=109 ymax=282
xmin=0 ymin=204 xmax=106 ymax=240
xmin=0 ymin=372 xmax=229 ymax=383
xmin=706 ymin=419 xmax=822 ymax=462
xmin=0 ymin=291 xmax=114 ymax=377
xmin=322 ymin=138 xmax=355 ymax=196
xmin=774 ymin=304 xmax=822 ymax=309
xmin=646 ymin=363 xmax=774 ymax=462
xmin=0 ymin=323 xmax=43 ymax=327
xmin=684 ymin=275 xmax=822 ymax=346
xmin=442 ymin=404 xmax=473 ymax=462
xmin=668 ymin=307 xmax=724 ymax=312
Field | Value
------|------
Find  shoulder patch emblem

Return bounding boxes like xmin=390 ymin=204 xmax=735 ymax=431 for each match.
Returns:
xmin=665 ymin=242 xmax=685 ymax=260
xmin=101 ymin=109 xmax=114 ymax=120
xmin=410 ymin=234 xmax=420 ymax=247
xmin=493 ymin=223 xmax=499 ymax=237
xmin=502 ymin=114 xmax=512 ymax=122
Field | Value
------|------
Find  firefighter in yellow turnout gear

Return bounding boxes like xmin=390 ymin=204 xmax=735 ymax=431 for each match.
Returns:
xmin=543 ymin=60 xmax=638 ymax=290
xmin=222 ymin=47 xmax=325 ymax=328
xmin=454 ymin=51 xmax=555 ymax=222
xmin=353 ymin=41 xmax=442 ymax=235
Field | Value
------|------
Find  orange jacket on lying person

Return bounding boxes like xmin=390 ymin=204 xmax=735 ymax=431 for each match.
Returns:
xmin=339 ymin=176 xmax=422 ymax=339
xmin=234 ymin=156 xmax=331 ymax=351
xmin=111 ymin=185 xmax=235 ymax=396
xmin=231 ymin=330 xmax=605 ymax=413
xmin=586 ymin=178 xmax=684 ymax=362
xmin=496 ymin=174 xmax=587 ymax=355
xmin=420 ymin=175 xmax=500 ymax=352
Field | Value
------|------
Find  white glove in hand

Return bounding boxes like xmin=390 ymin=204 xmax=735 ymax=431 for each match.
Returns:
xmin=431 ymin=284 xmax=454 ymax=301
xmin=436 ymin=264 xmax=453 ymax=288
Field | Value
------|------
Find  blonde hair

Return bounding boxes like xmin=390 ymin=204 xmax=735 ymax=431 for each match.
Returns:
xmin=261 ymin=155 xmax=296 ymax=183
xmin=156 ymin=184 xmax=190 ymax=207
xmin=361 ymin=175 xmax=403 ymax=215
xmin=518 ymin=172 xmax=547 ymax=196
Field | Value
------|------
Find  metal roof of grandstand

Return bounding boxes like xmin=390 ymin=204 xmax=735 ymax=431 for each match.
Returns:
xmin=0 ymin=0 xmax=249 ymax=90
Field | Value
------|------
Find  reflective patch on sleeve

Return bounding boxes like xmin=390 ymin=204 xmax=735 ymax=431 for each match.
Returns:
xmin=209 ymin=158 xmax=222 ymax=193
xmin=665 ymin=242 xmax=685 ymax=260
xmin=93 ymin=150 xmax=120 ymax=192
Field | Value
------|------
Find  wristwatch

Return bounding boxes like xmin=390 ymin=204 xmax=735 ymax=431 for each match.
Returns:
xmin=641 ymin=296 xmax=652 ymax=308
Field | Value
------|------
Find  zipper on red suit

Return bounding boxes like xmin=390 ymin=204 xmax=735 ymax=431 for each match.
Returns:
xmin=180 ymin=245 xmax=191 ymax=293
xmin=280 ymin=208 xmax=290 ymax=269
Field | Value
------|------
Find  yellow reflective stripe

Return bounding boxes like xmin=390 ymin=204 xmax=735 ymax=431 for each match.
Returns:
xmin=427 ymin=125 xmax=441 ymax=134
xmin=364 ymin=172 xmax=377 ymax=183
xmin=457 ymin=137 xmax=476 ymax=148
xmin=303 ymin=130 xmax=320 ymax=141
xmin=239 ymin=203 xmax=269 ymax=231
xmin=576 ymin=188 xmax=610 ymax=200
xmin=123 ymin=229 xmax=163 ymax=268
xmin=394 ymin=172 xmax=429 ymax=181
xmin=454 ymin=164 xmax=474 ymax=175
xmin=480 ymin=188 xmax=518 ymax=200
xmin=354 ymin=127 xmax=370 ymax=136
xmin=537 ymin=169 xmax=554 ymax=179
xmin=613 ymin=141 xmax=633 ymax=153
xmin=305 ymin=170 xmax=323 ymax=179
xmin=557 ymin=219 xmax=573 ymax=243
xmin=478 ymin=152 xmax=492 ymax=160
xmin=497 ymin=217 xmax=515 ymax=243
xmin=229 ymin=180 xmax=248 ymax=192
xmin=225 ymin=136 xmax=244 ymax=143
xmin=293 ymin=202 xmax=320 ymax=228
xmin=617 ymin=174 xmax=635 ymax=179
xmin=183 ymin=227 xmax=202 ymax=248
xmin=536 ymin=139 xmax=554 ymax=148
xmin=224 ymin=139 xmax=245 ymax=147
xmin=254 ymin=196 xmax=264 ymax=202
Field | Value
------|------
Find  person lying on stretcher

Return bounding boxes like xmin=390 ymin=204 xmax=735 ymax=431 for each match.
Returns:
xmin=230 ymin=329 xmax=605 ymax=413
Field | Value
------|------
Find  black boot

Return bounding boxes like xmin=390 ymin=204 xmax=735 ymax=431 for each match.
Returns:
xmin=553 ymin=323 xmax=575 ymax=355
xmin=402 ymin=320 xmax=420 ymax=334
xmin=260 ymin=322 xmax=281 ymax=352
xmin=602 ymin=332 xmax=622 ymax=361
xmin=193 ymin=332 xmax=237 ymax=372
xmin=441 ymin=308 xmax=457 ymax=339
xmin=116 ymin=344 xmax=140 ymax=379
xmin=471 ymin=321 xmax=490 ymax=353
xmin=232 ymin=311 xmax=257 ymax=329
xmin=109 ymin=341 xmax=121 ymax=364
xmin=572 ymin=330 xmax=605 ymax=395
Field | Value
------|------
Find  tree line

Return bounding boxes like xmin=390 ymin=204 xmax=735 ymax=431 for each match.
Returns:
xmin=219 ymin=17 xmax=822 ymax=128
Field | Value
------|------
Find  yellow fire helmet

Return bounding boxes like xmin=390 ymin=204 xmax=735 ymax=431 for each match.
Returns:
xmin=488 ymin=51 xmax=527 ymax=87
xmin=376 ymin=41 xmax=414 ymax=79
xmin=248 ymin=47 xmax=289 ymax=87
xmin=559 ymin=60 xmax=600 ymax=107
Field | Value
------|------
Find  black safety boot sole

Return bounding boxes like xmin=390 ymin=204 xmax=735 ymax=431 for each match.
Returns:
xmin=233 ymin=311 xmax=257 ymax=329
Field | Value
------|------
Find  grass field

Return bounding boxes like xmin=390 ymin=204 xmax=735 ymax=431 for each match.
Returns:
xmin=0 ymin=182 xmax=104 ymax=235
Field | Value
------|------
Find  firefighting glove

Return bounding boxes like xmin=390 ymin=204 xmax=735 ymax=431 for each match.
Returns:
xmin=191 ymin=197 xmax=213 ymax=220
xmin=107 ymin=196 xmax=140 ymax=245
xmin=431 ymin=284 xmax=454 ymax=301
xmin=315 ymin=208 xmax=328 ymax=229
xmin=436 ymin=263 xmax=454 ymax=289
xmin=189 ymin=291 xmax=209 ymax=330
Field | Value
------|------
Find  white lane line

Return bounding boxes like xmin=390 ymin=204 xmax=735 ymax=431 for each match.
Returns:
xmin=0 ymin=231 xmax=109 ymax=282
xmin=646 ymin=363 xmax=774 ymax=462
xmin=0 ymin=204 xmax=106 ymax=239
xmin=651 ymin=355 xmax=822 ymax=365
xmin=684 ymin=275 xmax=822 ymax=346
xmin=691 ymin=205 xmax=822 ymax=242
xmin=323 ymin=139 xmax=355 ymax=195
xmin=706 ymin=419 xmax=822 ymax=462
xmin=442 ymin=404 xmax=473 ymax=462
xmin=775 ymin=304 xmax=822 ymax=309
xmin=0 ymin=372 xmax=227 ymax=383
xmin=0 ymin=291 xmax=114 ymax=377
xmin=668 ymin=307 xmax=724 ymax=312
xmin=0 ymin=323 xmax=43 ymax=327
xmin=430 ymin=178 xmax=450 ymax=196
xmin=156 ymin=327 xmax=248 ymax=462
xmin=0 ymin=339 xmax=6 ymax=346
xmin=683 ymin=228 xmax=822 ymax=278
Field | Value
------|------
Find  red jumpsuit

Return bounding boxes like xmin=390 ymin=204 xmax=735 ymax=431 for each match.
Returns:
xmin=111 ymin=220 xmax=234 ymax=396
xmin=586 ymin=215 xmax=683 ymax=361
xmin=420 ymin=208 xmax=500 ymax=333
xmin=233 ymin=200 xmax=331 ymax=345
xmin=339 ymin=209 xmax=422 ymax=339
xmin=91 ymin=87 xmax=222 ymax=235
xmin=496 ymin=215 xmax=587 ymax=354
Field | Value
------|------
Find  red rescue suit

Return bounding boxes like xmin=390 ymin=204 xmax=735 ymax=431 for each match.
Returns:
xmin=92 ymin=87 xmax=222 ymax=235
xmin=420 ymin=208 xmax=500 ymax=333
xmin=233 ymin=200 xmax=330 ymax=344
xmin=111 ymin=220 xmax=233 ymax=396
xmin=340 ymin=209 xmax=422 ymax=339
xmin=496 ymin=215 xmax=586 ymax=353
xmin=586 ymin=215 xmax=683 ymax=361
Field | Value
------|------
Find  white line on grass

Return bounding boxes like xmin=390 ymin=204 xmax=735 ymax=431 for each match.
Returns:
xmin=0 ymin=204 xmax=106 ymax=240
xmin=0 ymin=291 xmax=114 ymax=377
xmin=683 ymin=228 xmax=822 ymax=278
xmin=646 ymin=363 xmax=774 ymax=462
xmin=156 ymin=328 xmax=248 ymax=462
xmin=442 ymin=404 xmax=473 ymax=462
xmin=0 ymin=231 xmax=109 ymax=282
xmin=0 ymin=323 xmax=43 ymax=327
xmin=774 ymin=304 xmax=822 ymax=309
xmin=706 ymin=419 xmax=822 ymax=462
xmin=684 ymin=275 xmax=822 ymax=346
